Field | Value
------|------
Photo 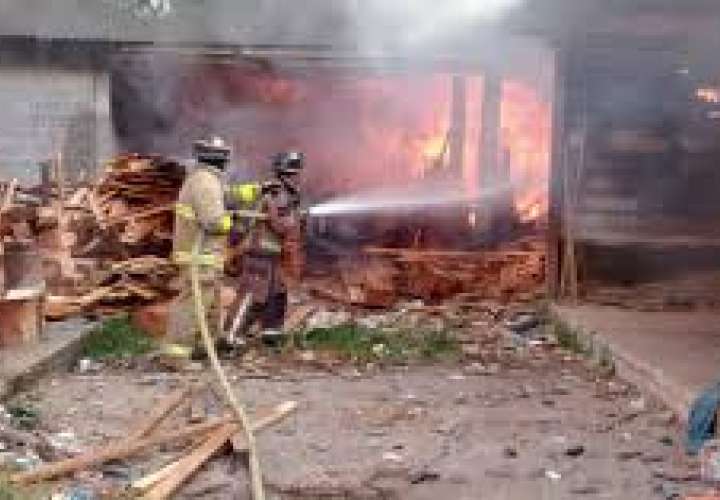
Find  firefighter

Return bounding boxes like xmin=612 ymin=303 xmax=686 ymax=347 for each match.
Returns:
xmin=166 ymin=136 xmax=256 ymax=361
xmin=225 ymin=151 xmax=304 ymax=345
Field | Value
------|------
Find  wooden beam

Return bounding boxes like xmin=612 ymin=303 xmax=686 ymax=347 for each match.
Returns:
xmin=141 ymin=424 xmax=238 ymax=500
xmin=127 ymin=386 xmax=192 ymax=442
xmin=11 ymin=417 xmax=234 ymax=484
xmin=546 ymin=47 xmax=567 ymax=299
xmin=449 ymin=75 xmax=467 ymax=175
xmin=133 ymin=401 xmax=298 ymax=494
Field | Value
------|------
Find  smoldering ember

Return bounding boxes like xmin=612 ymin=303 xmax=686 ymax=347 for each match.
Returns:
xmin=2 ymin=2 xmax=720 ymax=500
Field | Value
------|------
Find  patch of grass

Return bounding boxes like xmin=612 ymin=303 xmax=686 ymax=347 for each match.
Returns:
xmin=81 ymin=314 xmax=154 ymax=360
xmin=0 ymin=474 xmax=48 ymax=500
xmin=301 ymin=323 xmax=459 ymax=363
xmin=5 ymin=406 xmax=39 ymax=431
xmin=547 ymin=319 xmax=588 ymax=355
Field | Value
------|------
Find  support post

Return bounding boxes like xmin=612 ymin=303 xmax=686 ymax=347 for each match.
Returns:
xmin=449 ymin=75 xmax=467 ymax=176
xmin=477 ymin=71 xmax=502 ymax=237
xmin=547 ymin=48 xmax=568 ymax=299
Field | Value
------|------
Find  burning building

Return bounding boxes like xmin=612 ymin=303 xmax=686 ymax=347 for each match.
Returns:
xmin=0 ymin=0 xmax=553 ymax=249
xmin=1 ymin=0 xmax=719 ymax=300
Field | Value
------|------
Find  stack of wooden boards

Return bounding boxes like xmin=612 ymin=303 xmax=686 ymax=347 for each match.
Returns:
xmin=10 ymin=386 xmax=298 ymax=500
xmin=311 ymin=240 xmax=546 ymax=307
xmin=90 ymin=155 xmax=185 ymax=256
xmin=36 ymin=155 xmax=186 ymax=319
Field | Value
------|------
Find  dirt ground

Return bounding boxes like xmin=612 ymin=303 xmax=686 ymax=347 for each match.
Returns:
xmin=6 ymin=339 xmax=709 ymax=500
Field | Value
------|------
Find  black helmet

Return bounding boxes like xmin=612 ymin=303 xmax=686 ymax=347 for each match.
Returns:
xmin=193 ymin=136 xmax=231 ymax=168
xmin=271 ymin=151 xmax=304 ymax=177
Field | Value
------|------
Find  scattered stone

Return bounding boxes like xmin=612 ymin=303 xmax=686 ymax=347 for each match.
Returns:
xmin=299 ymin=350 xmax=317 ymax=363
xmin=659 ymin=436 xmax=674 ymax=447
xmin=486 ymin=467 xmax=515 ymax=478
xmin=77 ymin=359 xmax=104 ymax=374
xmin=545 ymin=469 xmax=562 ymax=481
xmin=550 ymin=384 xmax=571 ymax=396
xmin=306 ymin=310 xmax=352 ymax=330
xmin=641 ymin=454 xmax=666 ymax=464
xmin=565 ymin=445 xmax=586 ymax=457
xmin=409 ymin=470 xmax=440 ymax=484
xmin=649 ymin=411 xmax=676 ymax=427
xmin=616 ymin=450 xmax=643 ymax=461
xmin=48 ymin=431 xmax=82 ymax=455
xmin=504 ymin=313 xmax=541 ymax=334
xmin=654 ymin=482 xmax=680 ymax=500
xmin=453 ymin=393 xmax=469 ymax=405
xmin=629 ymin=397 xmax=646 ymax=412
xmin=461 ymin=343 xmax=482 ymax=358
xmin=102 ymin=463 xmax=131 ymax=480
xmin=51 ymin=486 xmax=97 ymax=500
xmin=463 ymin=362 xmax=499 ymax=376
xmin=309 ymin=442 xmax=330 ymax=453
xmin=570 ymin=485 xmax=601 ymax=495
xmin=382 ymin=452 xmax=404 ymax=463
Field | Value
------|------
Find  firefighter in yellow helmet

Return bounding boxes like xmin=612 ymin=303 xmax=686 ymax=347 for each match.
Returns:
xmin=166 ymin=136 xmax=258 ymax=360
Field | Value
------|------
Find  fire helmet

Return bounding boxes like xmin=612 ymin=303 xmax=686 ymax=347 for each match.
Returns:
xmin=271 ymin=151 xmax=304 ymax=177
xmin=193 ymin=136 xmax=231 ymax=168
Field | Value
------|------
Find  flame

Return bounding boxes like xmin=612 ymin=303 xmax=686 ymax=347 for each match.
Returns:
xmin=421 ymin=135 xmax=447 ymax=162
xmin=174 ymin=65 xmax=549 ymax=223
xmin=501 ymin=81 xmax=551 ymax=221
xmin=697 ymin=87 xmax=720 ymax=104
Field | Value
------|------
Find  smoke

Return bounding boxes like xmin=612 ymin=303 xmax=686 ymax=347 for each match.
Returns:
xmin=351 ymin=0 xmax=525 ymax=53
xmin=104 ymin=0 xmax=551 ymax=221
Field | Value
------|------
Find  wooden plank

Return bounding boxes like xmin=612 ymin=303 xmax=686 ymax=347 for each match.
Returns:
xmin=282 ymin=305 xmax=316 ymax=333
xmin=127 ymin=387 xmax=192 ymax=442
xmin=141 ymin=424 xmax=238 ymax=500
xmin=11 ymin=417 xmax=234 ymax=484
xmin=133 ymin=401 xmax=298 ymax=494
xmin=0 ymin=298 xmax=43 ymax=347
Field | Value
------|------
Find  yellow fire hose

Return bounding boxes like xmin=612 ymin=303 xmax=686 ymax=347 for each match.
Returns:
xmin=189 ymin=233 xmax=265 ymax=500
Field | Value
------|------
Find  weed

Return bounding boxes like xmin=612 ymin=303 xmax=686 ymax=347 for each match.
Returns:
xmin=301 ymin=323 xmax=459 ymax=363
xmin=548 ymin=319 xmax=587 ymax=355
xmin=0 ymin=474 xmax=47 ymax=500
xmin=81 ymin=314 xmax=154 ymax=360
xmin=5 ymin=406 xmax=39 ymax=430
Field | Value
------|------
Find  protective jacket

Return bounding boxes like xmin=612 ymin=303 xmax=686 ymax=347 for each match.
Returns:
xmin=173 ymin=163 xmax=233 ymax=272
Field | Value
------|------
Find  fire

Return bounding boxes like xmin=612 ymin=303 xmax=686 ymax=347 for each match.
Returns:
xmin=174 ymin=64 xmax=549 ymax=224
xmin=501 ymin=80 xmax=551 ymax=222
xmin=421 ymin=135 xmax=447 ymax=162
xmin=697 ymin=87 xmax=720 ymax=104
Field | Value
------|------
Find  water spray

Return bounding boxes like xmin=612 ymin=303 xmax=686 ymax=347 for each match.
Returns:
xmin=308 ymin=181 xmax=517 ymax=217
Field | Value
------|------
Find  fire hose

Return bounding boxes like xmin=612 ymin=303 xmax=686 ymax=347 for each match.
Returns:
xmin=189 ymin=232 xmax=265 ymax=500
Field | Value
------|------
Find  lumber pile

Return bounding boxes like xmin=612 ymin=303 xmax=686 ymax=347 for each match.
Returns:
xmin=82 ymin=154 xmax=186 ymax=258
xmin=46 ymin=257 xmax=178 ymax=319
xmin=31 ymin=155 xmax=186 ymax=319
xmin=311 ymin=241 xmax=546 ymax=307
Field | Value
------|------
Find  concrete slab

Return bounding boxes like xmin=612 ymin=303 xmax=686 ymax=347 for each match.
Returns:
xmin=552 ymin=304 xmax=720 ymax=421
xmin=0 ymin=317 xmax=96 ymax=400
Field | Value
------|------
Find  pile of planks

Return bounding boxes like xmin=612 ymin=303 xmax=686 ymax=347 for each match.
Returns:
xmin=39 ymin=155 xmax=186 ymax=318
xmin=46 ymin=257 xmax=178 ymax=319
xmin=83 ymin=155 xmax=186 ymax=258
xmin=311 ymin=241 xmax=546 ymax=307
